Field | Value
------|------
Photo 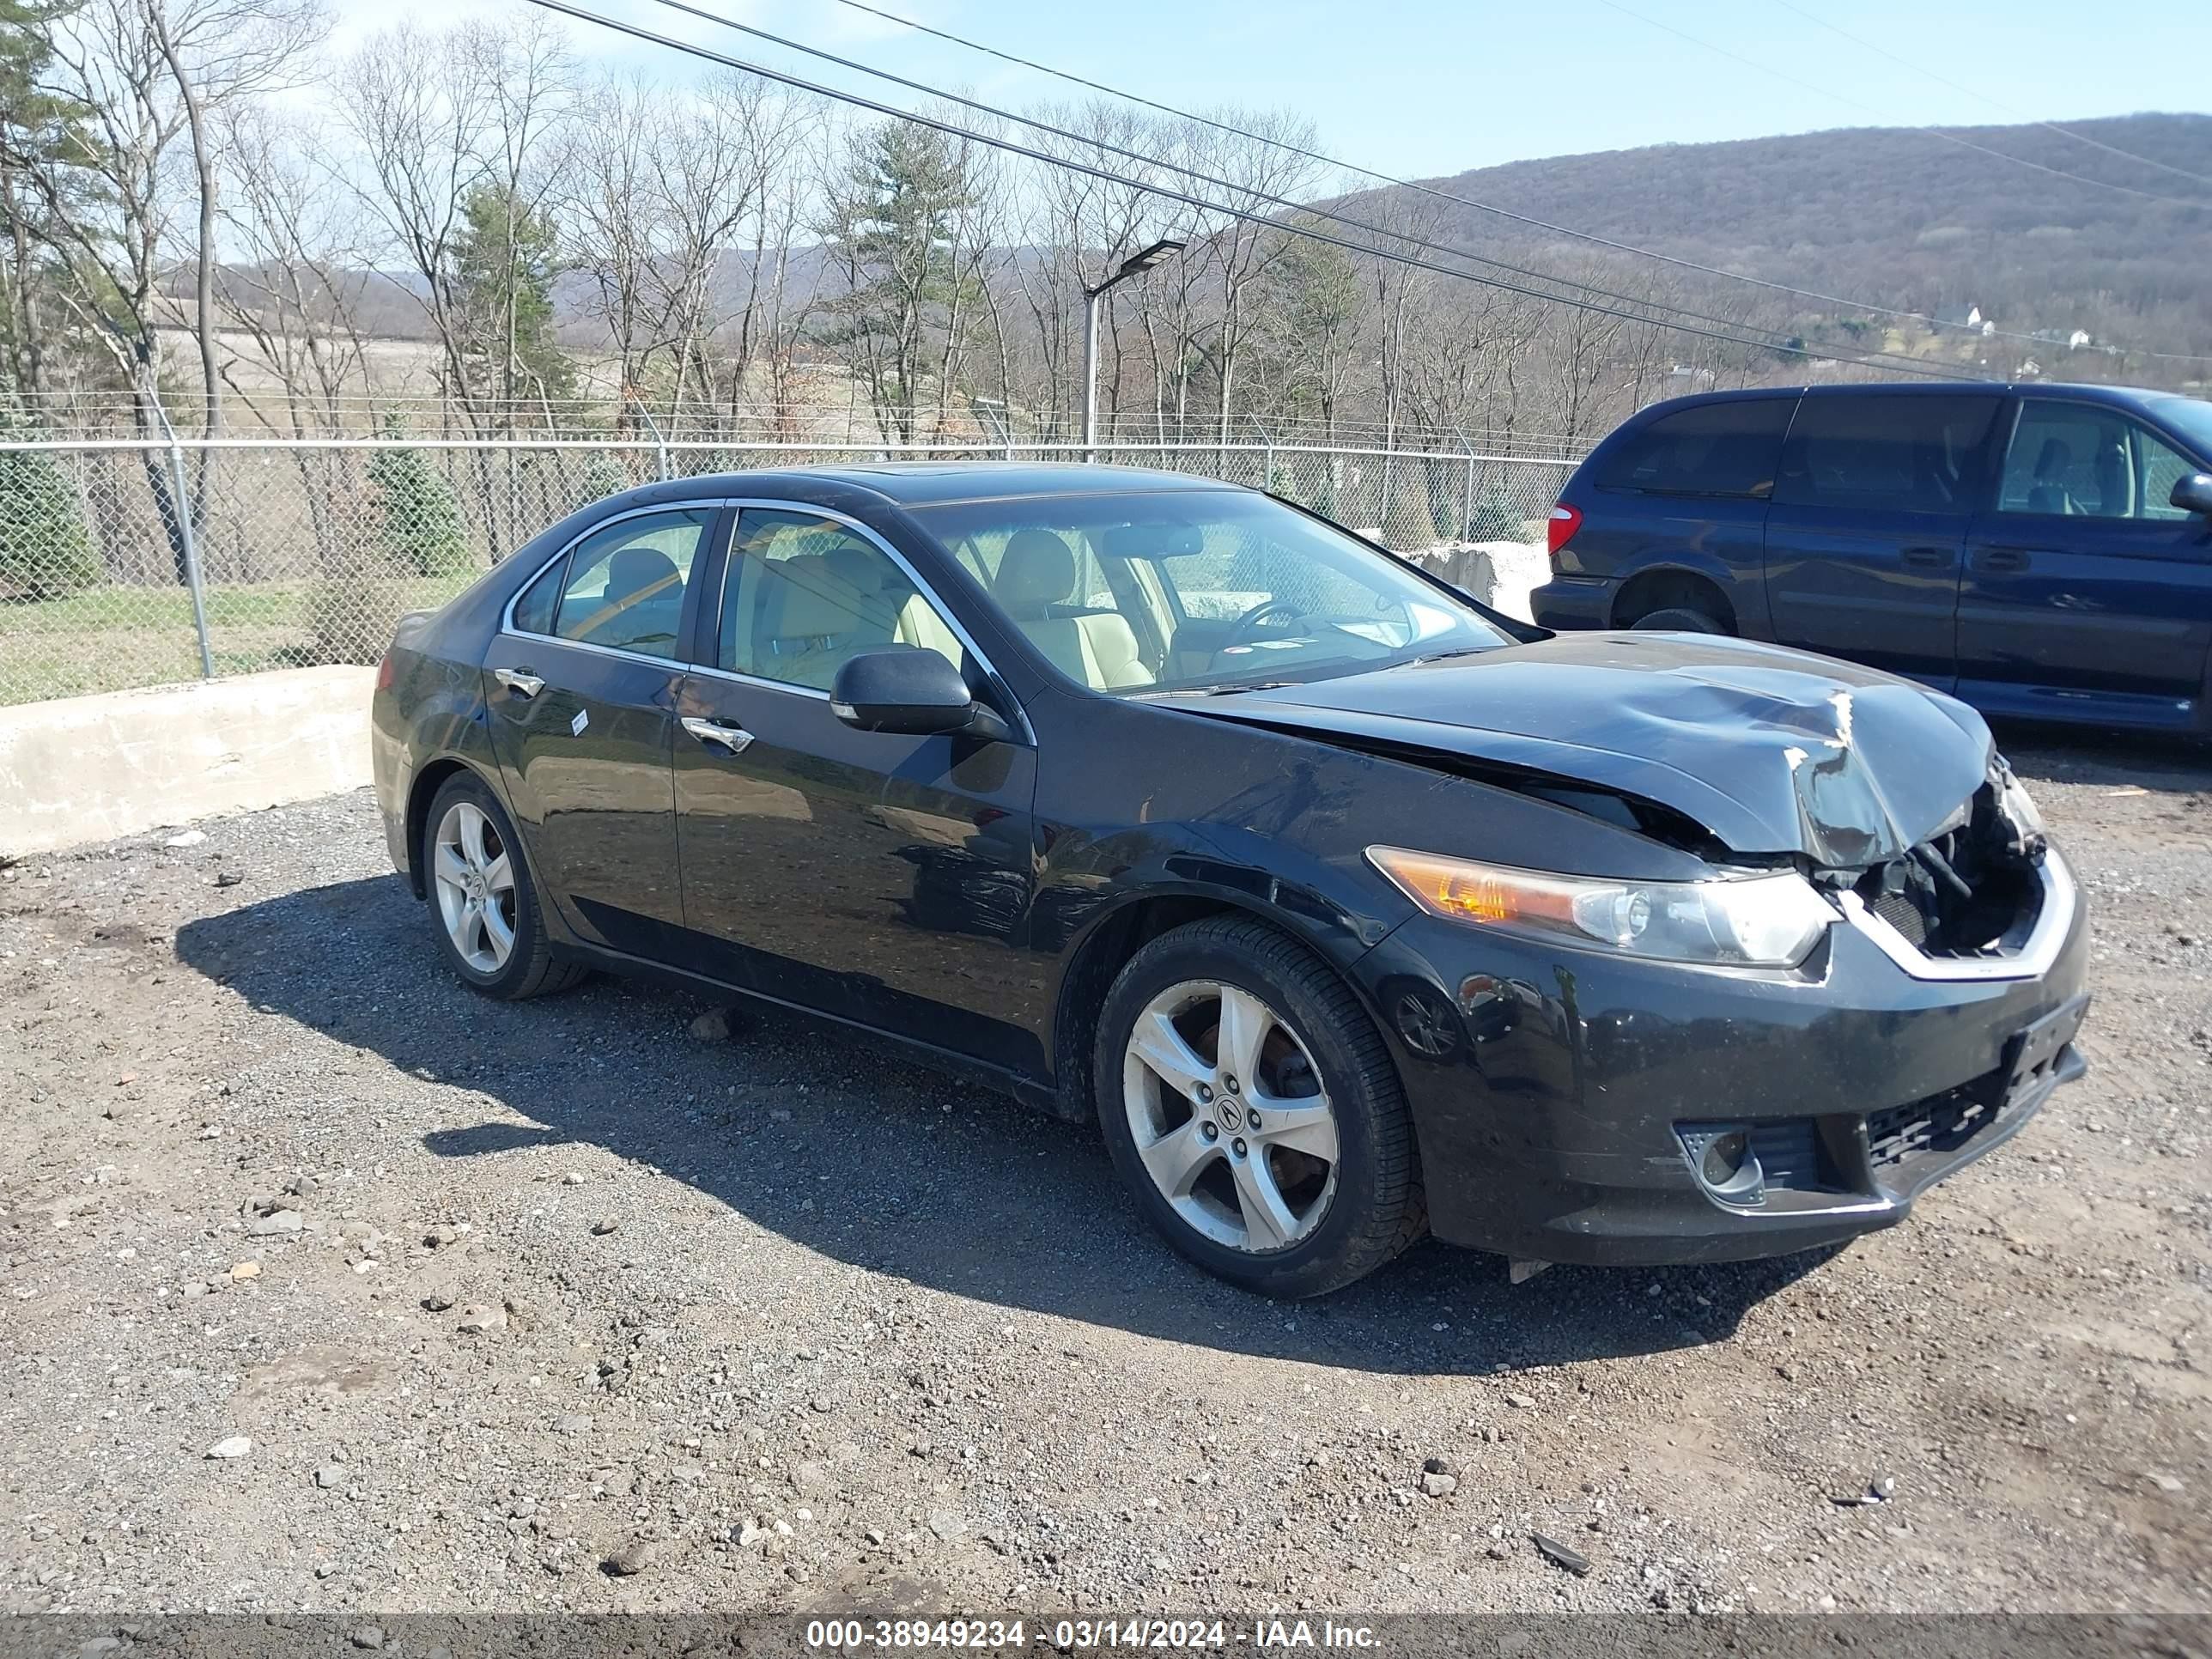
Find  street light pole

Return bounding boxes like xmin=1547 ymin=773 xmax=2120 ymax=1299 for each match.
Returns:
xmin=1081 ymin=286 xmax=1103 ymax=464
xmin=1080 ymin=237 xmax=1186 ymax=463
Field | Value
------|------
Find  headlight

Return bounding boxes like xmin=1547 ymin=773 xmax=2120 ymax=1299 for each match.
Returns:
xmin=1995 ymin=763 xmax=2046 ymax=854
xmin=1366 ymin=847 xmax=1836 ymax=968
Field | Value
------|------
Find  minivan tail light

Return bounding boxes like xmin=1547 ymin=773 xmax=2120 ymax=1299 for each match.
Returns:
xmin=1547 ymin=503 xmax=1583 ymax=558
xmin=375 ymin=649 xmax=397 ymax=694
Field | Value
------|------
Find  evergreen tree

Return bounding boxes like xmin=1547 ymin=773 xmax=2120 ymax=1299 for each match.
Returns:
xmin=1467 ymin=482 xmax=1523 ymax=541
xmin=0 ymin=398 xmax=95 ymax=597
xmin=367 ymin=423 xmax=472 ymax=576
xmin=576 ymin=449 xmax=631 ymax=509
xmin=452 ymin=182 xmax=574 ymax=407
xmin=817 ymin=122 xmax=985 ymax=443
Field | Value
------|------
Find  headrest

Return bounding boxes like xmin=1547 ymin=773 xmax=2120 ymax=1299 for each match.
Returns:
xmin=2033 ymin=437 xmax=2071 ymax=479
xmin=767 ymin=556 xmax=864 ymax=639
xmin=993 ymin=528 xmax=1077 ymax=617
xmin=607 ymin=546 xmax=678 ymax=602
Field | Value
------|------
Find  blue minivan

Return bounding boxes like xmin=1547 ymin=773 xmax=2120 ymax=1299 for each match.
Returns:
xmin=1531 ymin=382 xmax=2212 ymax=733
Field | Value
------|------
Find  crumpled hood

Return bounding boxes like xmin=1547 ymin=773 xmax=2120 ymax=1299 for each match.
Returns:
xmin=1161 ymin=632 xmax=1995 ymax=866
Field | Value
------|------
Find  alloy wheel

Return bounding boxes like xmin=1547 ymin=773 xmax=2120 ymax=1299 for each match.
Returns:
xmin=431 ymin=800 xmax=518 ymax=975
xmin=1121 ymin=979 xmax=1340 ymax=1254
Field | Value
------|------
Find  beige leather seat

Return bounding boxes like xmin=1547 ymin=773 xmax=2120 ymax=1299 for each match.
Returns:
xmin=990 ymin=528 xmax=1153 ymax=690
xmin=757 ymin=555 xmax=874 ymax=690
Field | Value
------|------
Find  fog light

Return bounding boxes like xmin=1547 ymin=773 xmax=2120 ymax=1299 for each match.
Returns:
xmin=1677 ymin=1122 xmax=1766 ymax=1206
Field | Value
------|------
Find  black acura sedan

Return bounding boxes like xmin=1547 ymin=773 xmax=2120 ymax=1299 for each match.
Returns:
xmin=372 ymin=463 xmax=2089 ymax=1297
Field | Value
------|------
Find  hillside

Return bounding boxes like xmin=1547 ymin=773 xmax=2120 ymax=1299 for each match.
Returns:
xmin=1332 ymin=112 xmax=2212 ymax=378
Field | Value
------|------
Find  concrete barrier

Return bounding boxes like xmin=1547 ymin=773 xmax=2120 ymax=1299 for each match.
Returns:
xmin=0 ymin=665 xmax=374 ymax=857
xmin=1401 ymin=538 xmax=1550 ymax=623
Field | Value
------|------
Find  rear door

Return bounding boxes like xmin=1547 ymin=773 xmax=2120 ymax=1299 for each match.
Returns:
xmin=483 ymin=502 xmax=724 ymax=957
xmin=1955 ymin=399 xmax=2212 ymax=728
xmin=1762 ymin=392 xmax=2004 ymax=687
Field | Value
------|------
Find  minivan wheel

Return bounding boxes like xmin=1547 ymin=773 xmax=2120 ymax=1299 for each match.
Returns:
xmin=421 ymin=772 xmax=584 ymax=1000
xmin=1094 ymin=916 xmax=1425 ymax=1297
xmin=1630 ymin=605 xmax=1727 ymax=634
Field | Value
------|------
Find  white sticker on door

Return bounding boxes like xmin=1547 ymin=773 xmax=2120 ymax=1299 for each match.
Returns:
xmin=570 ymin=708 xmax=590 ymax=737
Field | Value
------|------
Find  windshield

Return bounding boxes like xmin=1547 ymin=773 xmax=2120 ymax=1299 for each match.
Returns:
xmin=910 ymin=489 xmax=1512 ymax=696
xmin=2147 ymin=393 xmax=2212 ymax=464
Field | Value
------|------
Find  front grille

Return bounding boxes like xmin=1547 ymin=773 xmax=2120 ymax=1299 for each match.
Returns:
xmin=1866 ymin=1078 xmax=1999 ymax=1170
xmin=1849 ymin=779 xmax=2042 ymax=959
xmin=1869 ymin=886 xmax=1929 ymax=948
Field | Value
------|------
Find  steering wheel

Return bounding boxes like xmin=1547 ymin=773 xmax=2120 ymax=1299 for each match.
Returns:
xmin=1222 ymin=598 xmax=1305 ymax=650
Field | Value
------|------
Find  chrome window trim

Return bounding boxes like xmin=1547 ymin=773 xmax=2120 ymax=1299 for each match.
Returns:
xmin=1838 ymin=846 xmax=2078 ymax=983
xmin=712 ymin=496 xmax=1036 ymax=744
xmin=497 ymin=497 xmax=737 ymax=650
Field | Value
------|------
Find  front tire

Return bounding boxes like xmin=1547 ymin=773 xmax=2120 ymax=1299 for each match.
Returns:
xmin=1093 ymin=916 xmax=1425 ymax=1297
xmin=421 ymin=772 xmax=583 ymax=1000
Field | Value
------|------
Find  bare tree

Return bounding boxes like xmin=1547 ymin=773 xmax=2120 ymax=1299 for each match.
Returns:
xmin=147 ymin=0 xmax=325 ymax=455
xmin=210 ymin=100 xmax=374 ymax=566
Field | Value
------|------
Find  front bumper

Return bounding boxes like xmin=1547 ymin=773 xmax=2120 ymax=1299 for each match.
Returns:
xmin=1352 ymin=853 xmax=2091 ymax=1267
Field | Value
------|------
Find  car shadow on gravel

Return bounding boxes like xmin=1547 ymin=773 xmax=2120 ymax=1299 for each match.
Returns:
xmin=178 ymin=877 xmax=1834 ymax=1378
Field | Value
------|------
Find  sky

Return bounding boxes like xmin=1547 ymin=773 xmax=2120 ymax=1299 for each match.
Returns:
xmin=322 ymin=0 xmax=2209 ymax=182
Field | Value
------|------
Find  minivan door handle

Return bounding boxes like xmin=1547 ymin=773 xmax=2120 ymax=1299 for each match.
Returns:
xmin=1900 ymin=546 xmax=1954 ymax=569
xmin=681 ymin=715 xmax=756 ymax=756
xmin=1977 ymin=549 xmax=2032 ymax=574
xmin=494 ymin=668 xmax=545 ymax=699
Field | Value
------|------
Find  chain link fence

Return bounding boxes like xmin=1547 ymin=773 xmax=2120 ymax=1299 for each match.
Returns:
xmin=0 ymin=438 xmax=1576 ymax=707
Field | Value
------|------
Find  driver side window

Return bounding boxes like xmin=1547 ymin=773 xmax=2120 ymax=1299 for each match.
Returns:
xmin=717 ymin=509 xmax=963 ymax=693
xmin=2000 ymin=405 xmax=2197 ymax=521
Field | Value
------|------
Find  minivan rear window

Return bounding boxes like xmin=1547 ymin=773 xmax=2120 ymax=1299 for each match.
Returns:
xmin=1773 ymin=394 xmax=2002 ymax=515
xmin=1595 ymin=398 xmax=1794 ymax=498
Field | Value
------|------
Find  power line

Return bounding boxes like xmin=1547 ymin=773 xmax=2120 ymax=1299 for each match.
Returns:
xmin=824 ymin=0 xmax=2212 ymax=367
xmin=637 ymin=0 xmax=1964 ymax=381
xmin=1595 ymin=0 xmax=2212 ymax=210
xmin=526 ymin=0 xmax=1995 ymax=383
xmin=1767 ymin=0 xmax=2212 ymax=190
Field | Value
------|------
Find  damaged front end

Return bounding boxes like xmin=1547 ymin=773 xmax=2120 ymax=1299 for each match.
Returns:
xmin=1820 ymin=760 xmax=2074 ymax=982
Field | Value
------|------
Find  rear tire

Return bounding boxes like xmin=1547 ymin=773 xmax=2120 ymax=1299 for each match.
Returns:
xmin=1630 ymin=605 xmax=1728 ymax=634
xmin=420 ymin=772 xmax=585 ymax=1001
xmin=1093 ymin=916 xmax=1425 ymax=1297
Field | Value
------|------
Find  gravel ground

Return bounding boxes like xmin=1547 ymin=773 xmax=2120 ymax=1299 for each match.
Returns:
xmin=2 ymin=735 xmax=2209 ymax=1619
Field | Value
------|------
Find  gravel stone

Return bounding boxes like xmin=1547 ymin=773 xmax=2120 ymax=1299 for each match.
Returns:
xmin=0 ymin=771 xmax=2202 ymax=1616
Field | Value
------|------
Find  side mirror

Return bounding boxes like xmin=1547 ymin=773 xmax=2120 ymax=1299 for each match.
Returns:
xmin=830 ymin=648 xmax=1012 ymax=743
xmin=2171 ymin=472 xmax=2212 ymax=517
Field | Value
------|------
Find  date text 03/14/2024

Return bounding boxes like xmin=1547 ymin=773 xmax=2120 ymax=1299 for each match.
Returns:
xmin=801 ymin=1620 xmax=1381 ymax=1650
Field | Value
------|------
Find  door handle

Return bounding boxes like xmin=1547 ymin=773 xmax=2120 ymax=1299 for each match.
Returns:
xmin=1978 ymin=550 xmax=2032 ymax=574
xmin=1900 ymin=546 xmax=1953 ymax=569
xmin=494 ymin=668 xmax=545 ymax=699
xmin=681 ymin=715 xmax=756 ymax=756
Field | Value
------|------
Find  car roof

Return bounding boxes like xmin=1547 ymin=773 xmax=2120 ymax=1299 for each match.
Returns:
xmin=640 ymin=461 xmax=1248 ymax=508
xmin=1640 ymin=380 xmax=2183 ymax=410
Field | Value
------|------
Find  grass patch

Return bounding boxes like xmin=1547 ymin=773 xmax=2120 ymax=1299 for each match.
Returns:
xmin=0 ymin=574 xmax=475 ymax=705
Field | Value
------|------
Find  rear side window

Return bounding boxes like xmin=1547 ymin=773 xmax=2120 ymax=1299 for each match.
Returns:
xmin=1595 ymin=398 xmax=1794 ymax=498
xmin=511 ymin=562 xmax=560 ymax=635
xmin=550 ymin=508 xmax=714 ymax=658
xmin=1774 ymin=395 xmax=2001 ymax=514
